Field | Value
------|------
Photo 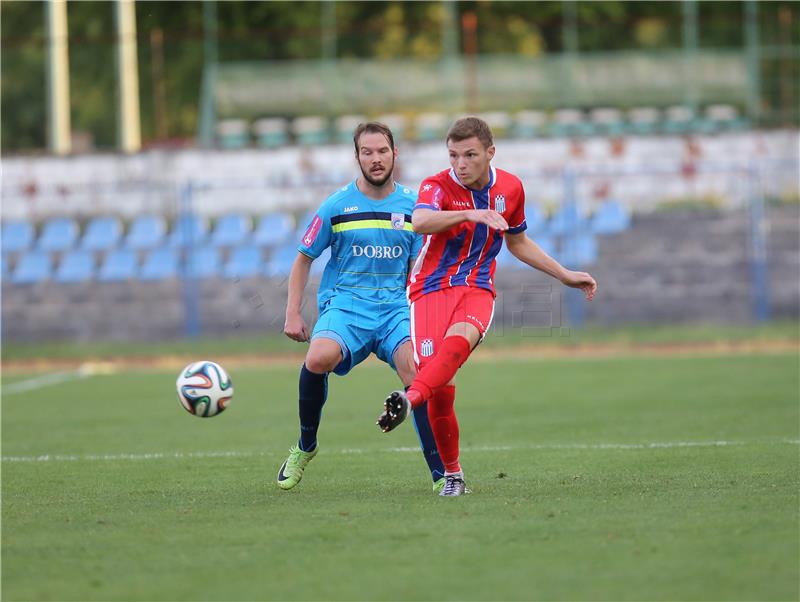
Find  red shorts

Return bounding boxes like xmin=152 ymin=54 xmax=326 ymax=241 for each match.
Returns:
xmin=409 ymin=287 xmax=495 ymax=368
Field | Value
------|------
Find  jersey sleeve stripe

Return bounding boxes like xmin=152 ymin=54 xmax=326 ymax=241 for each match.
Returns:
xmin=297 ymin=247 xmax=319 ymax=259
xmin=508 ymin=220 xmax=527 ymax=234
xmin=414 ymin=203 xmax=439 ymax=211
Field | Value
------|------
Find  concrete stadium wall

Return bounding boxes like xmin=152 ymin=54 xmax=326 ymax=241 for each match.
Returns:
xmin=2 ymin=131 xmax=797 ymax=220
xmin=3 ymin=206 xmax=797 ymax=343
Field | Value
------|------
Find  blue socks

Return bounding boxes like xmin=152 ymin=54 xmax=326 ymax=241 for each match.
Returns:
xmin=409 ymin=389 xmax=445 ymax=482
xmin=297 ymin=367 xmax=443 ymax=483
xmin=298 ymin=364 xmax=328 ymax=452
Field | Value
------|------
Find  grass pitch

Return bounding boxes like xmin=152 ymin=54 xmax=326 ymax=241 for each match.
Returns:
xmin=2 ymin=349 xmax=798 ymax=601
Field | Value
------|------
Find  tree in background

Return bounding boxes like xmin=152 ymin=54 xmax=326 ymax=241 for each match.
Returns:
xmin=1 ymin=1 xmax=796 ymax=153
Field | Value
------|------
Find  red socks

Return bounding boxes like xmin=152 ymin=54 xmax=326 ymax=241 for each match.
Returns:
xmin=427 ymin=385 xmax=460 ymax=473
xmin=406 ymin=335 xmax=472 ymax=474
xmin=406 ymin=335 xmax=472 ymax=408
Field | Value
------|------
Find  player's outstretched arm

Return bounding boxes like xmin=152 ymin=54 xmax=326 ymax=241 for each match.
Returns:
xmin=284 ymin=253 xmax=314 ymax=342
xmin=505 ymin=232 xmax=597 ymax=300
xmin=412 ymin=208 xmax=509 ymax=234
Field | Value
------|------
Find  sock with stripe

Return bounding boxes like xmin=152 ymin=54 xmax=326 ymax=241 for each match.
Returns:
xmin=406 ymin=335 xmax=472 ymax=408
xmin=297 ymin=363 xmax=328 ymax=452
xmin=427 ymin=384 xmax=461 ymax=473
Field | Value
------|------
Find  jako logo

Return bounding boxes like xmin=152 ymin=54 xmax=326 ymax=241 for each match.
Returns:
xmin=352 ymin=245 xmax=403 ymax=259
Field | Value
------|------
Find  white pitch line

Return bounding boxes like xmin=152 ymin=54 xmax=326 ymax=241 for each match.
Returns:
xmin=2 ymin=363 xmax=115 ymax=397
xmin=2 ymin=439 xmax=797 ymax=463
xmin=3 ymin=368 xmax=89 ymax=396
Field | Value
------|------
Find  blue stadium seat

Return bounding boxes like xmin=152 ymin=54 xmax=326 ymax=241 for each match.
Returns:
xmin=310 ymin=247 xmax=331 ymax=276
xmin=548 ymin=204 xmax=586 ymax=236
xmin=125 ymin=215 xmax=166 ymax=250
xmin=81 ymin=217 xmax=122 ymax=251
xmin=497 ymin=235 xmax=557 ymax=268
xmin=494 ymin=246 xmax=519 ymax=270
xmin=167 ymin=215 xmax=208 ymax=248
xmin=55 ymin=250 xmax=95 ymax=283
xmin=591 ymin=200 xmax=630 ymax=235
xmin=524 ymin=204 xmax=546 ymax=233
xmin=266 ymin=244 xmax=299 ymax=278
xmin=293 ymin=209 xmax=318 ymax=243
xmin=11 ymin=250 xmax=52 ymax=284
xmin=187 ymin=247 xmax=222 ymax=279
xmin=252 ymin=213 xmax=295 ymax=248
xmin=37 ymin=217 xmax=78 ymax=252
xmin=140 ymin=247 xmax=179 ymax=281
xmin=532 ymin=233 xmax=557 ymax=259
xmin=98 ymin=249 xmax=139 ymax=282
xmin=210 ymin=214 xmax=251 ymax=247
xmin=2 ymin=221 xmax=35 ymax=253
xmin=560 ymin=233 xmax=598 ymax=267
xmin=224 ymin=245 xmax=263 ymax=279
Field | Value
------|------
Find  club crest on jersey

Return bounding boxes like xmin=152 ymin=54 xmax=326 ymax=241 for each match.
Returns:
xmin=494 ymin=195 xmax=506 ymax=213
xmin=420 ymin=339 xmax=434 ymax=357
xmin=391 ymin=213 xmax=405 ymax=230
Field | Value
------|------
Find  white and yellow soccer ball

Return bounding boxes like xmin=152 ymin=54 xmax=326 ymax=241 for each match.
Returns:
xmin=176 ymin=361 xmax=234 ymax=418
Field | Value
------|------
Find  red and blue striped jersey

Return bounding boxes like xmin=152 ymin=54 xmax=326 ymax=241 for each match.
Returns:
xmin=408 ymin=167 xmax=527 ymax=301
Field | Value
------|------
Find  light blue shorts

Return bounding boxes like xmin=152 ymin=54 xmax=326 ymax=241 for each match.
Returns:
xmin=311 ymin=298 xmax=410 ymax=376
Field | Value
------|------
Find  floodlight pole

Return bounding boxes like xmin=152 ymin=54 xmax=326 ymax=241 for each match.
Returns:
xmin=180 ymin=181 xmax=202 ymax=338
xmin=744 ymin=0 xmax=761 ymax=123
xmin=681 ymin=0 xmax=699 ymax=115
xmin=747 ymin=165 xmax=770 ymax=322
xmin=46 ymin=0 xmax=71 ymax=155
xmin=116 ymin=0 xmax=141 ymax=153
xmin=198 ymin=0 xmax=218 ymax=147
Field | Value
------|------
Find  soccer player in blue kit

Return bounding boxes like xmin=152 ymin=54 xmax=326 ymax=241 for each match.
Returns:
xmin=278 ymin=122 xmax=445 ymax=492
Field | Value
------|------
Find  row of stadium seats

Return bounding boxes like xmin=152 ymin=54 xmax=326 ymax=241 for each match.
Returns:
xmin=4 ymin=244 xmax=331 ymax=285
xmin=1 ymin=201 xmax=628 ymax=256
xmin=217 ymin=105 xmax=748 ymax=148
xmin=1 ymin=212 xmax=297 ymax=254
xmin=2 ymin=202 xmax=628 ymax=284
xmin=4 ymin=227 xmax=604 ymax=285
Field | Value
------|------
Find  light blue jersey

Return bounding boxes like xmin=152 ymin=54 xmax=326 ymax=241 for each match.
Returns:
xmin=299 ymin=181 xmax=421 ymax=310
xmin=297 ymin=180 xmax=421 ymax=375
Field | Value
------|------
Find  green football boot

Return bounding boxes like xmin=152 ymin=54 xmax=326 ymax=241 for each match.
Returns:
xmin=433 ymin=477 xmax=446 ymax=494
xmin=277 ymin=445 xmax=318 ymax=490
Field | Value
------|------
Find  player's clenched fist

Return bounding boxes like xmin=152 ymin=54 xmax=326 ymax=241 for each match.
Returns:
xmin=467 ymin=209 xmax=508 ymax=231
xmin=284 ymin=312 xmax=310 ymax=342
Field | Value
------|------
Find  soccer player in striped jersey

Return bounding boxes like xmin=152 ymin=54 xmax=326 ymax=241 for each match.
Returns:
xmin=278 ymin=122 xmax=445 ymax=492
xmin=377 ymin=117 xmax=597 ymax=496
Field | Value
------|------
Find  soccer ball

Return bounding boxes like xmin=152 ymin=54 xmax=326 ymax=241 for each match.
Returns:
xmin=176 ymin=360 xmax=234 ymax=418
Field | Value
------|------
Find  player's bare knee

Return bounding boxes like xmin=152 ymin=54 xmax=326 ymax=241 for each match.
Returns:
xmin=393 ymin=342 xmax=417 ymax=386
xmin=305 ymin=346 xmax=341 ymax=373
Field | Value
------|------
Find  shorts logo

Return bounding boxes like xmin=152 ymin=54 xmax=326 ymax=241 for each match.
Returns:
xmin=467 ymin=314 xmax=486 ymax=331
xmin=391 ymin=213 xmax=405 ymax=230
xmin=303 ymin=215 xmax=322 ymax=246
xmin=420 ymin=339 xmax=434 ymax=357
xmin=494 ymin=195 xmax=506 ymax=213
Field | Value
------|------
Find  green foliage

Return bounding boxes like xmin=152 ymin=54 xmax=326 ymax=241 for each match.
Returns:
xmin=1 ymin=1 xmax=797 ymax=152
xmin=2 ymin=353 xmax=798 ymax=599
xmin=1 ymin=1 xmax=47 ymax=151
